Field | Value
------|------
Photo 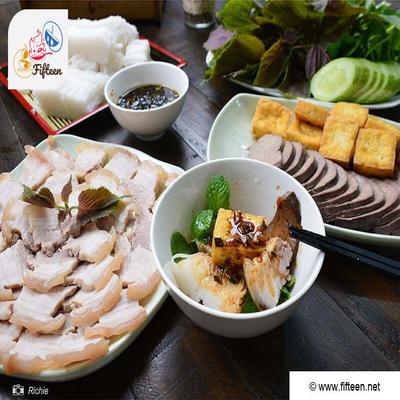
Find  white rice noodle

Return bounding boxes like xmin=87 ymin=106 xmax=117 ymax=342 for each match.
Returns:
xmin=69 ymin=55 xmax=99 ymax=73
xmin=123 ymin=39 xmax=151 ymax=67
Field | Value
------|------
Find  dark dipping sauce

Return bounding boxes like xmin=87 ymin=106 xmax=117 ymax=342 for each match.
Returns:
xmin=117 ymin=84 xmax=179 ymax=111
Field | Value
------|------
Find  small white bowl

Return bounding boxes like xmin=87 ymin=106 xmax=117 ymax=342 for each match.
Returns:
xmin=151 ymin=158 xmax=325 ymax=338
xmin=104 ymin=62 xmax=189 ymax=141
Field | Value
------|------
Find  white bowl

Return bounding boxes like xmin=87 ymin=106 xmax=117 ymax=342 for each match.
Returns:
xmin=151 ymin=158 xmax=325 ymax=338
xmin=104 ymin=61 xmax=189 ymax=141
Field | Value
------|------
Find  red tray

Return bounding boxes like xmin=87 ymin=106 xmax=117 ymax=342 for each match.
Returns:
xmin=0 ymin=39 xmax=187 ymax=135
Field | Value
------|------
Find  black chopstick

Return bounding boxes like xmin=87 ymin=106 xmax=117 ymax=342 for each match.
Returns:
xmin=289 ymin=225 xmax=400 ymax=278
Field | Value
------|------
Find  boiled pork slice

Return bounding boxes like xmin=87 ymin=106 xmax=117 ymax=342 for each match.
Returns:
xmin=104 ymin=148 xmax=140 ymax=182
xmin=248 ymin=135 xmax=284 ymax=167
xmin=10 ymin=285 xmax=77 ymax=334
xmin=0 ymin=301 xmax=13 ymax=321
xmin=85 ymin=289 xmax=146 ymax=338
xmin=0 ymin=173 xmax=23 ymax=220
xmin=3 ymin=330 xmax=108 ymax=374
xmin=64 ymin=273 xmax=122 ymax=327
xmin=118 ymin=245 xmax=160 ymax=301
xmin=85 ymin=169 xmax=124 ymax=196
xmin=64 ymin=226 xmax=116 ymax=263
xmin=0 ymin=240 xmax=30 ymax=299
xmin=74 ymin=143 xmax=106 ymax=178
xmin=42 ymin=173 xmax=79 ymax=203
xmin=23 ymin=249 xmax=79 ymax=293
xmin=243 ymin=237 xmax=292 ymax=309
xmin=44 ymin=137 xmax=75 ymax=172
xmin=130 ymin=207 xmax=152 ymax=250
xmin=0 ymin=322 xmax=23 ymax=362
xmin=97 ymin=199 xmax=135 ymax=235
xmin=20 ymin=146 xmax=53 ymax=190
xmin=66 ymin=253 xmax=122 ymax=291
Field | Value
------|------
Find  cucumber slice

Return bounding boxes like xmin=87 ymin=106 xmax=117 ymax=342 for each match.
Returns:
xmin=310 ymin=58 xmax=369 ymax=102
xmin=366 ymin=63 xmax=392 ymax=103
xmin=350 ymin=59 xmax=375 ymax=101
xmin=356 ymin=63 xmax=387 ymax=103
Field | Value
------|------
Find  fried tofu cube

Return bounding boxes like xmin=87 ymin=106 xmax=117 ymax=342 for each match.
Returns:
xmin=251 ymin=99 xmax=292 ymax=139
xmin=295 ymin=100 xmax=329 ymax=127
xmin=365 ymin=115 xmax=400 ymax=144
xmin=354 ymin=128 xmax=396 ymax=178
xmin=212 ymin=208 xmax=267 ymax=267
xmin=329 ymin=102 xmax=368 ymax=128
xmin=286 ymin=117 xmax=322 ymax=150
xmin=319 ymin=117 xmax=359 ymax=168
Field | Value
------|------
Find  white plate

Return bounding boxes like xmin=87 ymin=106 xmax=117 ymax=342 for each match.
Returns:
xmin=0 ymin=134 xmax=184 ymax=382
xmin=206 ymin=51 xmax=400 ymax=110
xmin=207 ymin=93 xmax=400 ymax=247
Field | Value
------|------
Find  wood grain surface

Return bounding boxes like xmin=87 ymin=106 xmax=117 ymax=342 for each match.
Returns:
xmin=0 ymin=1 xmax=399 ymax=399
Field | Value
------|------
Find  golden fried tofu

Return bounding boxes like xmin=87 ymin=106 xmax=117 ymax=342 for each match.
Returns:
xmin=365 ymin=115 xmax=400 ymax=144
xmin=329 ymin=102 xmax=368 ymax=128
xmin=295 ymin=100 xmax=328 ymax=128
xmin=354 ymin=128 xmax=396 ymax=178
xmin=251 ymin=99 xmax=292 ymax=139
xmin=286 ymin=117 xmax=322 ymax=150
xmin=319 ymin=117 xmax=359 ymax=168
xmin=212 ymin=208 xmax=267 ymax=267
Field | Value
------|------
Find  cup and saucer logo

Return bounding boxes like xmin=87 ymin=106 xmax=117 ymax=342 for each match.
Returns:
xmin=8 ymin=10 xmax=67 ymax=90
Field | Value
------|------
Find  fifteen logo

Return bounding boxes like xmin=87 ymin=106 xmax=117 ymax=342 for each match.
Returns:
xmin=8 ymin=10 xmax=68 ymax=89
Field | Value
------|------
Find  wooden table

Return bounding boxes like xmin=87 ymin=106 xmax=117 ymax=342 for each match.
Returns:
xmin=0 ymin=1 xmax=399 ymax=399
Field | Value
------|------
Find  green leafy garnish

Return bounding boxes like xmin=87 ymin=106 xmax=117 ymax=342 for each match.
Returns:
xmin=216 ymin=0 xmax=260 ymax=33
xmin=206 ymin=176 xmax=230 ymax=212
xmin=22 ymin=185 xmax=55 ymax=208
xmin=170 ymin=232 xmax=198 ymax=263
xmin=278 ymin=275 xmax=296 ymax=304
xmin=242 ymin=292 xmax=259 ymax=313
xmin=191 ymin=209 xmax=216 ymax=240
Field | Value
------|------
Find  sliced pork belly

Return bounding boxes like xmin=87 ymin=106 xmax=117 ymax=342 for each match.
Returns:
xmin=74 ymin=143 xmax=106 ymax=178
xmin=243 ymin=237 xmax=292 ymax=310
xmin=104 ymin=148 xmax=140 ymax=182
xmin=0 ymin=322 xmax=23 ymax=362
xmin=285 ymin=142 xmax=306 ymax=175
xmin=20 ymin=146 xmax=53 ymax=189
xmin=0 ymin=301 xmax=13 ymax=321
xmin=85 ymin=169 xmax=124 ymax=196
xmin=23 ymin=249 xmax=78 ymax=293
xmin=97 ymin=200 xmax=135 ymax=235
xmin=0 ymin=241 xmax=30 ymax=296
xmin=248 ymin=135 xmax=284 ymax=167
xmin=44 ymin=137 xmax=75 ymax=172
xmin=119 ymin=245 xmax=160 ymax=300
xmin=66 ymin=253 xmax=122 ymax=291
xmin=85 ymin=289 xmax=146 ymax=339
xmin=130 ymin=208 xmax=152 ymax=250
xmin=3 ymin=330 xmax=108 ymax=374
xmin=0 ymin=173 xmax=23 ymax=219
xmin=126 ymin=161 xmax=167 ymax=211
xmin=42 ymin=173 xmax=79 ymax=203
xmin=65 ymin=273 xmax=122 ymax=327
xmin=64 ymin=226 xmax=116 ymax=263
xmin=303 ymin=151 xmax=327 ymax=190
xmin=10 ymin=285 xmax=77 ymax=334
xmin=25 ymin=206 xmax=65 ymax=255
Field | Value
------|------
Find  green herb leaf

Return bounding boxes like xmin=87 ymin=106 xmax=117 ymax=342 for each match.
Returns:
xmin=22 ymin=185 xmax=56 ymax=208
xmin=191 ymin=209 xmax=216 ymax=240
xmin=242 ymin=292 xmax=259 ymax=313
xmin=77 ymin=186 xmax=121 ymax=225
xmin=278 ymin=275 xmax=296 ymax=304
xmin=217 ymin=0 xmax=261 ymax=33
xmin=170 ymin=232 xmax=198 ymax=262
xmin=61 ymin=176 xmax=72 ymax=204
xmin=206 ymin=176 xmax=230 ymax=212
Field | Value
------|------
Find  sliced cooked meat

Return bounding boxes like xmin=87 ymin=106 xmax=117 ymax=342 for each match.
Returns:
xmin=309 ymin=160 xmax=338 ymax=195
xmin=64 ymin=226 xmax=116 ymax=264
xmin=0 ymin=231 xmax=6 ymax=253
xmin=248 ymin=135 xmax=284 ymax=167
xmin=119 ymin=245 xmax=161 ymax=301
xmin=85 ymin=289 xmax=146 ymax=339
xmin=74 ymin=143 xmax=106 ymax=178
xmin=312 ymin=164 xmax=348 ymax=203
xmin=23 ymin=249 xmax=78 ymax=293
xmin=322 ymin=173 xmax=375 ymax=222
xmin=65 ymin=273 xmax=122 ymax=327
xmin=25 ymin=206 xmax=65 ymax=255
xmin=303 ymin=151 xmax=327 ymax=190
xmin=285 ymin=142 xmax=307 ymax=175
xmin=0 ymin=241 xmax=30 ymax=296
xmin=373 ymin=215 xmax=400 ymax=235
xmin=85 ymin=169 xmax=124 ymax=196
xmin=372 ymin=180 xmax=400 ymax=227
xmin=165 ymin=172 xmax=179 ymax=188
xmin=44 ymin=137 xmax=75 ymax=172
xmin=265 ymin=192 xmax=301 ymax=261
xmin=42 ymin=173 xmax=79 ymax=203
xmin=0 ymin=173 xmax=23 ymax=220
xmin=243 ymin=237 xmax=292 ymax=309
xmin=104 ymin=148 xmax=140 ymax=182
xmin=66 ymin=253 xmax=122 ymax=291
xmin=281 ymin=141 xmax=295 ymax=169
xmin=20 ymin=146 xmax=53 ymax=190
xmin=130 ymin=207 xmax=152 ymax=250
xmin=292 ymin=153 xmax=317 ymax=183
xmin=0 ymin=322 xmax=22 ymax=362
xmin=334 ymin=180 xmax=400 ymax=230
xmin=0 ymin=301 xmax=13 ymax=321
xmin=96 ymin=200 xmax=135 ymax=235
xmin=10 ymin=285 xmax=77 ymax=334
xmin=3 ymin=330 xmax=108 ymax=374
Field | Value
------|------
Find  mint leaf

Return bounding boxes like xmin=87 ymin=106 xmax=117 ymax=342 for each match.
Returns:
xmin=170 ymin=232 xmax=198 ymax=262
xmin=206 ymin=176 xmax=230 ymax=212
xmin=242 ymin=292 xmax=259 ymax=313
xmin=191 ymin=209 xmax=216 ymax=240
